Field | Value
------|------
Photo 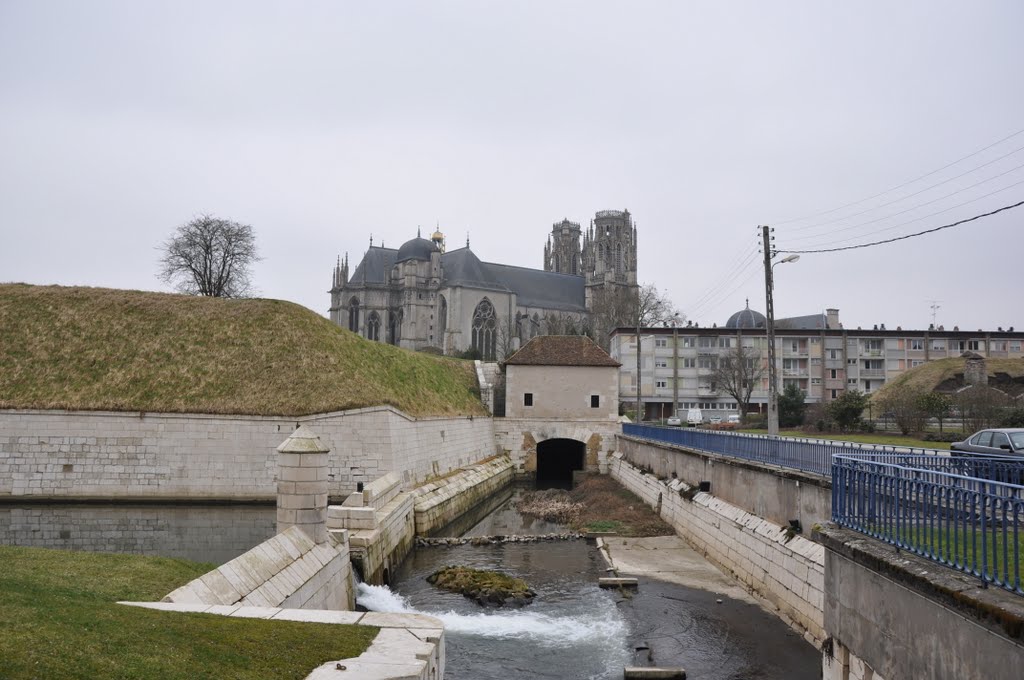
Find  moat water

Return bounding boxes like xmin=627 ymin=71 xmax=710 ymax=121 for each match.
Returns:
xmin=2 ymin=490 xmax=819 ymax=679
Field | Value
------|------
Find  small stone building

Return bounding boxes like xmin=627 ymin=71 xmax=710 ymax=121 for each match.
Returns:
xmin=503 ymin=335 xmax=621 ymax=420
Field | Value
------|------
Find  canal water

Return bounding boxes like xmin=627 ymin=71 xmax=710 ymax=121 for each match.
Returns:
xmin=3 ymin=489 xmax=819 ymax=679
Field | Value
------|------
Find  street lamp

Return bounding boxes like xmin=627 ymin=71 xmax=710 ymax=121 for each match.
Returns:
xmin=762 ymin=224 xmax=800 ymax=436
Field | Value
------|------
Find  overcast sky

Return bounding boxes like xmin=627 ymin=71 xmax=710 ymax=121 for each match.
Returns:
xmin=2 ymin=2 xmax=1022 ymax=332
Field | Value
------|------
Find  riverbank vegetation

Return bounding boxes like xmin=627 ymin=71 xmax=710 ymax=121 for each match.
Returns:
xmin=0 ymin=284 xmax=486 ymax=417
xmin=0 ymin=546 xmax=377 ymax=679
xmin=516 ymin=475 xmax=673 ymax=537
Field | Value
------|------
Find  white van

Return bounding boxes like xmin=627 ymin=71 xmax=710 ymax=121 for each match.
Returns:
xmin=686 ymin=408 xmax=703 ymax=426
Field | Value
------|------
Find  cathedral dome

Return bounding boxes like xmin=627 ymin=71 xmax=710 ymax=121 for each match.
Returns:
xmin=725 ymin=300 xmax=766 ymax=329
xmin=395 ymin=237 xmax=437 ymax=263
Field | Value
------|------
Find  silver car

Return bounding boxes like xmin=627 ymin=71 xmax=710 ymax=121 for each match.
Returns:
xmin=951 ymin=428 xmax=1024 ymax=456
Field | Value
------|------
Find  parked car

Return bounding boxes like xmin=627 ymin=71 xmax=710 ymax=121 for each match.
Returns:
xmin=666 ymin=416 xmax=682 ymax=427
xmin=686 ymin=408 xmax=703 ymax=427
xmin=951 ymin=429 xmax=1024 ymax=456
xmin=708 ymin=416 xmax=723 ymax=425
xmin=727 ymin=414 xmax=741 ymax=424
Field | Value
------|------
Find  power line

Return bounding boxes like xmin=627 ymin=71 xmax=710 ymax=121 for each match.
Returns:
xmin=784 ymin=165 xmax=1024 ymax=245
xmin=682 ymin=244 xmax=758 ymax=316
xmin=784 ymin=146 xmax=1024 ymax=236
xmin=776 ymin=199 xmax=1024 ymax=254
xmin=785 ymin=177 xmax=1024 ymax=250
xmin=772 ymin=126 xmax=1024 ymax=226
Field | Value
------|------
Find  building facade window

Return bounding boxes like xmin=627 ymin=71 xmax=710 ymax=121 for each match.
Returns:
xmin=655 ymin=359 xmax=668 ymax=368
xmin=348 ymin=297 xmax=360 ymax=332
xmin=591 ymin=395 xmax=600 ymax=408
xmin=656 ymin=380 xmax=668 ymax=388
xmin=387 ymin=308 xmax=402 ymax=345
xmin=682 ymin=358 xmax=696 ymax=368
xmin=524 ymin=393 xmax=533 ymax=407
xmin=910 ymin=339 xmax=924 ymax=350
xmin=366 ymin=311 xmax=381 ymax=341
xmin=472 ymin=299 xmax=497 ymax=360
xmin=968 ymin=340 xmax=980 ymax=351
xmin=437 ymin=295 xmax=447 ymax=349
xmin=655 ymin=338 xmax=668 ymax=348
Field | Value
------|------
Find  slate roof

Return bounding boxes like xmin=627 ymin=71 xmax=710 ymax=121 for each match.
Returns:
xmin=349 ymin=246 xmax=398 ymax=284
xmin=346 ymin=244 xmax=587 ymax=311
xmin=505 ymin=335 xmax=621 ymax=367
xmin=776 ymin=313 xmax=828 ymax=330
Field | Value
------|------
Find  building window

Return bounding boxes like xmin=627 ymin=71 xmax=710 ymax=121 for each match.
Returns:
xmin=699 ymin=337 xmax=714 ymax=348
xmin=682 ymin=358 xmax=696 ymax=368
xmin=437 ymin=295 xmax=447 ymax=349
xmin=655 ymin=359 xmax=668 ymax=368
xmin=811 ymin=378 xmax=821 ymax=385
xmin=848 ymin=378 xmax=857 ymax=385
xmin=590 ymin=395 xmax=600 ymax=408
xmin=967 ymin=340 xmax=980 ymax=351
xmin=524 ymin=393 xmax=533 ymax=407
xmin=682 ymin=337 xmax=695 ymax=348
xmin=698 ymin=357 xmax=715 ymax=369
xmin=910 ymin=339 xmax=924 ymax=350
xmin=847 ymin=358 xmax=857 ymax=365
xmin=656 ymin=380 xmax=668 ymax=388
xmin=719 ymin=337 xmax=733 ymax=348
xmin=387 ymin=308 xmax=402 ymax=345
xmin=655 ymin=338 xmax=668 ymax=348
xmin=932 ymin=341 xmax=945 ymax=350
xmin=348 ymin=297 xmax=360 ymax=332
xmin=472 ymin=299 xmax=497 ymax=360
xmin=911 ymin=360 xmax=925 ymax=367
xmin=831 ymin=389 xmax=839 ymax=399
xmin=828 ymin=350 xmax=840 ymax=360
xmin=830 ymin=369 xmax=838 ymax=379
xmin=366 ymin=311 xmax=381 ymax=341
xmin=1012 ymin=341 xmax=1021 ymax=352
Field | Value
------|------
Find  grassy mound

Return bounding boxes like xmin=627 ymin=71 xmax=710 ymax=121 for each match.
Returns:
xmin=0 ymin=546 xmax=377 ymax=679
xmin=427 ymin=565 xmax=536 ymax=607
xmin=870 ymin=356 xmax=1024 ymax=403
xmin=0 ymin=284 xmax=487 ymax=417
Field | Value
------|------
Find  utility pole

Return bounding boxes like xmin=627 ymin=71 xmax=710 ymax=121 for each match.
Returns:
xmin=762 ymin=225 xmax=779 ymax=435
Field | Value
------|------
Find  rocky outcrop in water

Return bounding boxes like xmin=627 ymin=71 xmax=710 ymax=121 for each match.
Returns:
xmin=416 ymin=532 xmax=585 ymax=547
xmin=427 ymin=565 xmax=536 ymax=608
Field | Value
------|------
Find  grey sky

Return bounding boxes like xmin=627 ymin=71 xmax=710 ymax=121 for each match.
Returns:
xmin=2 ymin=1 xmax=1022 ymax=332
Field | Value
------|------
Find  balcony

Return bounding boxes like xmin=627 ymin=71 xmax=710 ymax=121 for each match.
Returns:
xmin=782 ymin=369 xmax=809 ymax=377
xmin=860 ymin=349 xmax=884 ymax=358
xmin=697 ymin=386 xmax=719 ymax=396
xmin=860 ymin=369 xmax=885 ymax=378
xmin=782 ymin=348 xmax=809 ymax=358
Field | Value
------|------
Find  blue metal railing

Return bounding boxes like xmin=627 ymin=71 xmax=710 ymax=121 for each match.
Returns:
xmin=620 ymin=424 xmax=914 ymax=477
xmin=833 ymin=452 xmax=1023 ymax=594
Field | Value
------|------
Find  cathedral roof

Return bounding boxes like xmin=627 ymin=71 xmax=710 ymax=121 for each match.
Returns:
xmin=486 ymin=263 xmax=586 ymax=312
xmin=395 ymin=237 xmax=438 ymax=263
xmin=349 ymin=246 xmax=398 ymax=283
xmin=441 ymin=248 xmax=511 ymax=293
xmin=505 ymin=335 xmax=620 ymax=367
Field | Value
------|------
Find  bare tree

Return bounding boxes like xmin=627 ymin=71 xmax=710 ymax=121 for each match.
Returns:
xmin=159 ymin=215 xmax=259 ymax=297
xmin=708 ymin=343 xmax=765 ymax=423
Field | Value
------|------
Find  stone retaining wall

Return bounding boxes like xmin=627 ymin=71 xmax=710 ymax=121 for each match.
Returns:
xmin=609 ymin=452 xmax=826 ymax=644
xmin=163 ymin=525 xmax=355 ymax=611
xmin=0 ymin=406 xmax=495 ymax=500
xmin=412 ymin=456 xmax=514 ymax=535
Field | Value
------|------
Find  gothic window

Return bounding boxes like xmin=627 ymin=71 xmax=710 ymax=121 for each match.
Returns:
xmin=572 ymin=256 xmax=578 ymax=275
xmin=348 ymin=297 xmax=360 ymax=332
xmin=366 ymin=311 xmax=381 ymax=341
xmin=598 ymin=243 xmax=604 ymax=263
xmin=437 ymin=295 xmax=448 ymax=349
xmin=471 ymin=298 xmax=497 ymax=360
xmin=616 ymin=242 xmax=623 ymax=271
xmin=387 ymin=308 xmax=402 ymax=345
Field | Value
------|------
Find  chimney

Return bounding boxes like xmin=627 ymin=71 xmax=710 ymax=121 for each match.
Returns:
xmin=826 ymin=308 xmax=839 ymax=329
xmin=276 ymin=425 xmax=330 ymax=544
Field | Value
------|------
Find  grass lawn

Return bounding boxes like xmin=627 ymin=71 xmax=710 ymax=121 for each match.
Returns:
xmin=737 ymin=429 xmax=943 ymax=450
xmin=880 ymin=525 xmax=1024 ymax=589
xmin=0 ymin=546 xmax=378 ymax=680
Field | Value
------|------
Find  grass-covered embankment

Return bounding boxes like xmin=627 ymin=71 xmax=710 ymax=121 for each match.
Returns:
xmin=0 ymin=546 xmax=377 ymax=679
xmin=0 ymin=284 xmax=487 ymax=417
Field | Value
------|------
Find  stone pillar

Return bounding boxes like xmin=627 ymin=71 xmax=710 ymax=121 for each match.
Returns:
xmin=276 ymin=425 xmax=329 ymax=544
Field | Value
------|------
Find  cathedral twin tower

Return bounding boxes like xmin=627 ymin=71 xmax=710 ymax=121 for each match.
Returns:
xmin=544 ymin=209 xmax=638 ymax=308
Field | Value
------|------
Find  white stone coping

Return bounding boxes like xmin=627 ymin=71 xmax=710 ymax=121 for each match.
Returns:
xmin=117 ymin=602 xmax=443 ymax=680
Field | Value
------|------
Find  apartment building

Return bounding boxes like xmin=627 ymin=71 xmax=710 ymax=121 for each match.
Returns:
xmin=609 ymin=305 xmax=1024 ymax=420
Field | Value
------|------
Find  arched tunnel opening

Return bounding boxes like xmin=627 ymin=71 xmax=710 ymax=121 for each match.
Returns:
xmin=535 ymin=438 xmax=585 ymax=489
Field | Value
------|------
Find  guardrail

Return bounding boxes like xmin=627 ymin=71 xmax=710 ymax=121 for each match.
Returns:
xmin=833 ymin=452 xmax=1023 ymax=594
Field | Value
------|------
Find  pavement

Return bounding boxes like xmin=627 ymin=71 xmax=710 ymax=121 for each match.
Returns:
xmin=598 ymin=535 xmax=756 ymax=604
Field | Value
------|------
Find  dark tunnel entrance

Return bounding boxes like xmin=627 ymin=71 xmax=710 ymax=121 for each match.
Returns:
xmin=535 ymin=438 xmax=585 ymax=489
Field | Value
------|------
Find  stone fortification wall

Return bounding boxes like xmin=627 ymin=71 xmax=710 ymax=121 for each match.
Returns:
xmin=163 ymin=525 xmax=355 ymax=611
xmin=328 ymin=473 xmax=416 ymax=585
xmin=412 ymin=456 xmax=514 ymax=535
xmin=617 ymin=434 xmax=832 ymax=531
xmin=0 ymin=406 xmax=495 ymax=500
xmin=0 ymin=504 xmax=274 ymax=565
xmin=609 ymin=452 xmax=825 ymax=644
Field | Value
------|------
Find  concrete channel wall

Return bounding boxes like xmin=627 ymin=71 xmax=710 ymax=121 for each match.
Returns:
xmin=412 ymin=456 xmax=514 ymax=536
xmin=609 ymin=452 xmax=826 ymax=644
xmin=0 ymin=406 xmax=495 ymax=501
xmin=617 ymin=434 xmax=832 ymax=532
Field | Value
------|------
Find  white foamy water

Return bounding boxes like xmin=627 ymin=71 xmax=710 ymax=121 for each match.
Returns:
xmin=356 ymin=582 xmax=627 ymax=646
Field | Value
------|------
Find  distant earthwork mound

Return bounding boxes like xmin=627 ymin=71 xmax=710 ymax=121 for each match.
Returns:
xmin=0 ymin=283 xmax=486 ymax=417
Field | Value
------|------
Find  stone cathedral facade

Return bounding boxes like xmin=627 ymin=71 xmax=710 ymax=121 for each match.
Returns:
xmin=329 ymin=210 xmax=638 ymax=359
